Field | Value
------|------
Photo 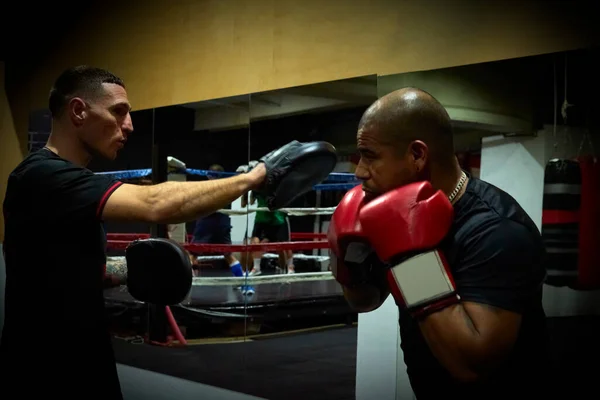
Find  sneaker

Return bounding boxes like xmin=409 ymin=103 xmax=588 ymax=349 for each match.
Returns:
xmin=241 ymin=286 xmax=255 ymax=295
xmin=248 ymin=268 xmax=261 ymax=277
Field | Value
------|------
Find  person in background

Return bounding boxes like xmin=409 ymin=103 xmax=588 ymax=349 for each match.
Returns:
xmin=191 ymin=164 xmax=244 ymax=278
xmin=243 ymin=189 xmax=295 ymax=275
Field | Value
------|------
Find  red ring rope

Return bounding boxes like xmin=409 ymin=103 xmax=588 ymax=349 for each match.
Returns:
xmin=106 ymin=240 xmax=330 ymax=252
xmin=106 ymin=232 xmax=326 ymax=242
xmin=105 ymin=232 xmax=329 ymax=347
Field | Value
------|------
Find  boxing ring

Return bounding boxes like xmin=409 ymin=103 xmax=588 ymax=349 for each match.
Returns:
xmin=100 ymin=163 xmax=361 ymax=331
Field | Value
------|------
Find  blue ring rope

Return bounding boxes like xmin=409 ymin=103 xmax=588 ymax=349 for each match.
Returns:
xmin=95 ymin=168 xmax=359 ymax=191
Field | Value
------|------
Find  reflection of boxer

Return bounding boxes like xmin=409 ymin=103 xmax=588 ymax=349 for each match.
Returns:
xmin=1 ymin=66 xmax=304 ymax=399
xmin=243 ymin=191 xmax=295 ymax=275
xmin=191 ymin=164 xmax=244 ymax=278
xmin=329 ymin=88 xmax=548 ymax=398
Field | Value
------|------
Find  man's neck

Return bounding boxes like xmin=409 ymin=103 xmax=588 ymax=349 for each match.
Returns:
xmin=45 ymin=129 xmax=91 ymax=167
xmin=430 ymin=159 xmax=468 ymax=204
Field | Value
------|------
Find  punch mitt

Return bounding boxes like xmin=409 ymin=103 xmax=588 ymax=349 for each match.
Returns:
xmin=255 ymin=140 xmax=338 ymax=210
xmin=126 ymin=238 xmax=193 ymax=305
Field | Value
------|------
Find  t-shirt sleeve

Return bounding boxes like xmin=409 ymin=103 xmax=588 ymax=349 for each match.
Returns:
xmin=452 ymin=218 xmax=546 ymax=314
xmin=34 ymin=160 xmax=123 ymax=221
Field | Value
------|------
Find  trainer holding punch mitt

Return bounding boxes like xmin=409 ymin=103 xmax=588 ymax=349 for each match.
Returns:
xmin=1 ymin=66 xmax=338 ymax=399
xmin=328 ymin=87 xmax=549 ymax=399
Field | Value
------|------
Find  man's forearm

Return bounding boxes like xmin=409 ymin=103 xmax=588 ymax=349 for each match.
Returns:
xmin=147 ymin=174 xmax=256 ymax=224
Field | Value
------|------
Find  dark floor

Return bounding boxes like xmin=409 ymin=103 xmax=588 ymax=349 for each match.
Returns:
xmin=112 ymin=315 xmax=600 ymax=399
xmin=113 ymin=325 xmax=358 ymax=400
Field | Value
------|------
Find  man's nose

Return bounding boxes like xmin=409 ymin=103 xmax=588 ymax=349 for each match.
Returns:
xmin=354 ymin=160 xmax=369 ymax=181
xmin=122 ymin=114 xmax=134 ymax=135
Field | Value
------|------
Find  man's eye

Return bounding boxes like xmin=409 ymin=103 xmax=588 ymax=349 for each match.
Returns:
xmin=113 ymin=107 xmax=129 ymax=116
xmin=361 ymin=152 xmax=376 ymax=160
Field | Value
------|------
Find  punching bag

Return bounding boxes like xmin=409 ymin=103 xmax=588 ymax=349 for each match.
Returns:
xmin=542 ymin=159 xmax=581 ymax=287
xmin=570 ymin=156 xmax=600 ymax=290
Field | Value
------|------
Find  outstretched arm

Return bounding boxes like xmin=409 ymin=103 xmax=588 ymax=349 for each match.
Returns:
xmin=102 ymin=165 xmax=266 ymax=224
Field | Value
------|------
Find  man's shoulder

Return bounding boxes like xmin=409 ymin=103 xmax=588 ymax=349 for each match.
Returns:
xmin=449 ymin=177 xmax=546 ymax=279
xmin=461 ymin=177 xmax=538 ymax=225
xmin=10 ymin=149 xmax=74 ymax=182
xmin=453 ymin=176 xmax=542 ymax=245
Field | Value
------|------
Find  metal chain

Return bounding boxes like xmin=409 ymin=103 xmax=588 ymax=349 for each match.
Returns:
xmin=448 ymin=171 xmax=467 ymax=204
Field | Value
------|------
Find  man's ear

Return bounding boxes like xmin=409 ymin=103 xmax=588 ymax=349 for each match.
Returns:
xmin=409 ymin=140 xmax=429 ymax=171
xmin=69 ymin=98 xmax=87 ymax=126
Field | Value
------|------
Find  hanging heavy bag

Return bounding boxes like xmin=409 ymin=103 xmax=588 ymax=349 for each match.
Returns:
xmin=541 ymin=158 xmax=581 ymax=287
xmin=570 ymin=156 xmax=600 ymax=290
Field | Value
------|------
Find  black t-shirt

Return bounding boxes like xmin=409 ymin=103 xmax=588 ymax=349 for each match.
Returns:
xmin=400 ymin=174 xmax=549 ymax=399
xmin=1 ymin=148 xmax=124 ymax=399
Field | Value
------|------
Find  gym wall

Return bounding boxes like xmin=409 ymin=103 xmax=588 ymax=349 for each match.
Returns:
xmin=1 ymin=0 xmax=597 ymax=242
xmin=0 ymin=63 xmax=26 ymax=242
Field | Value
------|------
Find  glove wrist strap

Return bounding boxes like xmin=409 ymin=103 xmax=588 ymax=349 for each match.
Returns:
xmin=410 ymin=293 xmax=461 ymax=319
xmin=387 ymin=250 xmax=458 ymax=316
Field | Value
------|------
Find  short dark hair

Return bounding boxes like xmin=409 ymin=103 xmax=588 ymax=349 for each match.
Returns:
xmin=48 ymin=65 xmax=125 ymax=118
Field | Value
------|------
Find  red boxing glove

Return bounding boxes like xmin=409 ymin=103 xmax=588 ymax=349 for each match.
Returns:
xmin=359 ymin=181 xmax=458 ymax=318
xmin=327 ymin=185 xmax=375 ymax=287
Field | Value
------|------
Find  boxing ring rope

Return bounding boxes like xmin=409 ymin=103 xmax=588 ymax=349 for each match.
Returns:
xmin=95 ymin=166 xmax=361 ymax=192
xmin=106 ymin=240 xmax=335 ymax=282
xmin=106 ymin=232 xmax=327 ymax=241
xmin=107 ymin=254 xmax=333 ymax=285
xmin=221 ymin=207 xmax=338 ymax=216
xmin=101 ymin=161 xmax=357 ymax=270
xmin=107 ymin=239 xmax=331 ymax=252
xmin=193 ymin=272 xmax=334 ymax=285
xmin=101 ymin=161 xmax=356 ymax=345
xmin=105 ymin=235 xmax=337 ymax=346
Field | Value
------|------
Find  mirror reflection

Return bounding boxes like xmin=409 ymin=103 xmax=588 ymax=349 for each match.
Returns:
xmin=235 ymin=76 xmax=379 ymax=398
xmin=373 ymin=49 xmax=600 ymax=399
xmin=171 ymin=95 xmax=252 ymax=337
xmin=99 ymin=96 xmax=253 ymax=391
xmin=16 ymin=48 xmax=599 ymax=400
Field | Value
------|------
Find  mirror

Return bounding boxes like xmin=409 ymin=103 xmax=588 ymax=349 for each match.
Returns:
xmin=169 ymin=94 xmax=252 ymax=342
xmin=233 ymin=76 xmax=378 ymax=399
xmin=374 ymin=49 xmax=600 ymax=398
xmin=27 ymin=109 xmax=53 ymax=154
xmin=100 ymin=96 xmax=252 ymax=392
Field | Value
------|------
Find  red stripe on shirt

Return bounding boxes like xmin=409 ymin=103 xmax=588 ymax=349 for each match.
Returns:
xmin=96 ymin=181 xmax=124 ymax=219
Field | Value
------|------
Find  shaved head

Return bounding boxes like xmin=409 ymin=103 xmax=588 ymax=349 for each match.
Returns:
xmin=354 ymin=87 xmax=458 ymax=198
xmin=359 ymin=87 xmax=454 ymax=162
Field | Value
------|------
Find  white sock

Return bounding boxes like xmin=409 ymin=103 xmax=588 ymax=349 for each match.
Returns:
xmin=253 ymin=258 xmax=261 ymax=271
xmin=286 ymin=257 xmax=294 ymax=268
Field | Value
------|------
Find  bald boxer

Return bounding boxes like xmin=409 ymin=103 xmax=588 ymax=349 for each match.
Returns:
xmin=329 ymin=87 xmax=548 ymax=399
xmin=0 ymin=66 xmax=299 ymax=399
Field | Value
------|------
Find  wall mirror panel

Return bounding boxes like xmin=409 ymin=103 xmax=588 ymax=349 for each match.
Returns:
xmin=101 ymin=96 xmax=252 ymax=392
xmin=376 ymin=48 xmax=600 ymax=398
xmin=16 ymin=47 xmax=600 ymax=400
xmin=232 ymin=76 xmax=379 ymax=399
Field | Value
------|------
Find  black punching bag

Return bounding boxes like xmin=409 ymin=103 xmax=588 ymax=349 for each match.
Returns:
xmin=542 ymin=158 xmax=581 ymax=287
